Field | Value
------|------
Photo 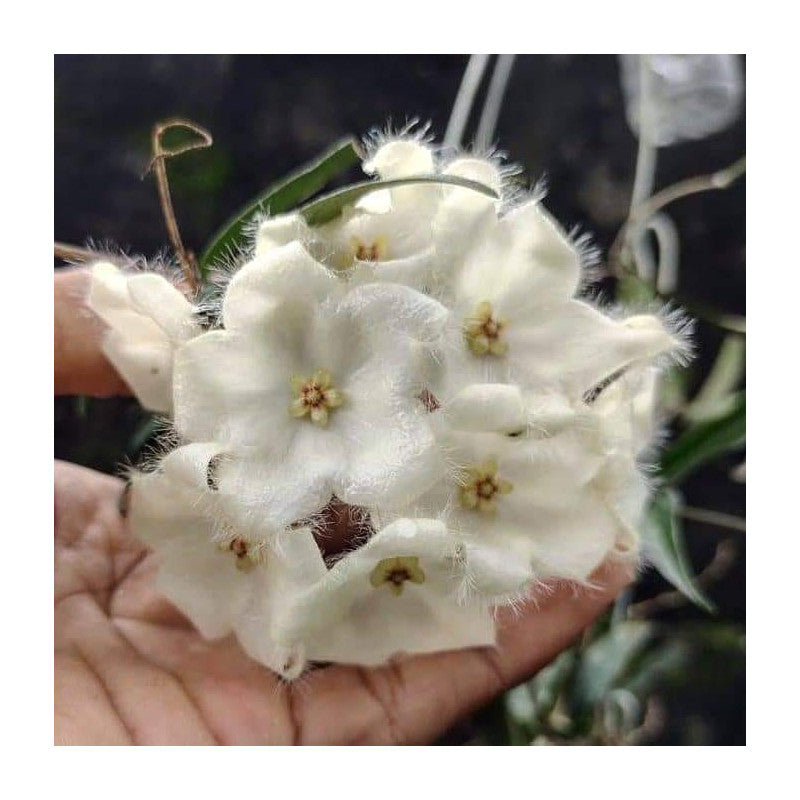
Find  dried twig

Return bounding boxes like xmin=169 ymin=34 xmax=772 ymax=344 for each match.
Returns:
xmin=54 ymin=242 xmax=96 ymax=263
xmin=146 ymin=118 xmax=213 ymax=292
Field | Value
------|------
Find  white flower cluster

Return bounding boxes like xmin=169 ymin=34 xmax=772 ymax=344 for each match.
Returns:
xmin=88 ymin=134 xmax=688 ymax=679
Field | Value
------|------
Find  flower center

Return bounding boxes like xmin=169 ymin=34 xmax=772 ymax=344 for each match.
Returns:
xmin=459 ymin=458 xmax=513 ymax=514
xmin=351 ymin=236 xmax=388 ymax=263
xmin=369 ymin=556 xmax=426 ymax=597
xmin=289 ymin=369 xmax=344 ymax=427
xmin=464 ymin=301 xmax=508 ymax=357
xmin=221 ymin=535 xmax=264 ymax=573
xmin=388 ymin=568 xmax=411 ymax=586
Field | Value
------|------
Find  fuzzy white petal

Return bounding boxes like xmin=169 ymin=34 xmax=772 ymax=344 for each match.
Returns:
xmin=254 ymin=213 xmax=312 ymax=257
xmin=338 ymin=407 xmax=443 ymax=508
xmin=223 ymin=241 xmax=338 ymax=334
xmin=280 ymin=519 xmax=495 ymax=666
xmin=173 ymin=329 xmax=296 ymax=448
xmin=454 ymin=199 xmax=580 ymax=315
xmin=125 ymin=273 xmax=200 ymax=342
xmin=155 ymin=533 xmax=257 ymax=639
xmin=102 ymin=322 xmax=175 ymax=413
xmin=363 ymin=139 xmax=435 ymax=179
xmin=442 ymin=384 xmax=527 ymax=434
xmin=214 ymin=429 xmax=341 ymax=535
xmin=334 ymin=348 xmax=444 ymax=507
xmin=335 ymin=282 xmax=448 ymax=344
xmin=314 ymin=205 xmax=435 ymax=269
xmin=235 ymin=528 xmax=327 ymax=679
xmin=442 ymin=157 xmax=504 ymax=194
xmin=461 ymin=540 xmax=535 ymax=601
xmin=509 ymin=303 xmax=679 ymax=396
xmin=348 ymin=248 xmax=437 ymax=293
xmin=87 ymin=262 xmax=200 ymax=413
xmin=130 ymin=463 xmax=250 ymax=638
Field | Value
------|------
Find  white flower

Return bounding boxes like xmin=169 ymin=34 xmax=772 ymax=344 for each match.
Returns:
xmin=172 ymin=241 xmax=449 ymax=532
xmin=118 ymin=129 xmax=692 ymax=673
xmin=254 ymin=138 xmax=443 ymax=292
xmin=277 ymin=517 xmax=504 ymax=666
xmin=403 ymin=371 xmax=659 ymax=584
xmin=87 ymin=261 xmax=202 ymax=413
xmin=428 ymin=179 xmax=683 ymax=400
xmin=129 ymin=443 xmax=327 ymax=679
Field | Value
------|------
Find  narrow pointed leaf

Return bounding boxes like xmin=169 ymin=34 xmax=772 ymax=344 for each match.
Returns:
xmin=299 ymin=175 xmax=499 ymax=226
xmin=659 ymin=392 xmax=745 ymax=483
xmin=199 ymin=138 xmax=362 ymax=274
xmin=643 ymin=489 xmax=715 ymax=613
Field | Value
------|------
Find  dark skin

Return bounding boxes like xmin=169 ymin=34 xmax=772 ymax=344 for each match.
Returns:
xmin=54 ymin=269 xmax=632 ymax=745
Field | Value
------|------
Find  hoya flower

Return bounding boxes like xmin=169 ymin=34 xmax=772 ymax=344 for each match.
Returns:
xmin=254 ymin=136 xmax=445 ymax=291
xmin=429 ymin=183 xmax=681 ymax=400
xmin=403 ymin=372 xmax=659 ymax=584
xmin=173 ymin=241 xmax=449 ymax=532
xmin=278 ymin=517 xmax=514 ymax=666
xmin=129 ymin=444 xmax=326 ymax=679
xmin=87 ymin=261 xmax=202 ymax=413
xmin=115 ymin=125 xmax=693 ymax=674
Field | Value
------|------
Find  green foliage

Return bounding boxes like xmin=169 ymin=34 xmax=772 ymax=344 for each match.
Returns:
xmin=571 ymin=621 xmax=653 ymax=712
xmin=493 ymin=614 xmax=744 ymax=745
xmin=199 ymin=138 xmax=362 ymax=274
xmin=683 ymin=334 xmax=745 ymax=424
xmin=659 ymin=392 xmax=745 ymax=483
xmin=643 ymin=489 xmax=715 ymax=612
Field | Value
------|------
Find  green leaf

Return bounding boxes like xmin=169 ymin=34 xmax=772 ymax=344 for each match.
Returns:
xmin=626 ymin=624 xmax=743 ymax=696
xmin=299 ymin=175 xmax=499 ymax=226
xmin=199 ymin=138 xmax=362 ymax=274
xmin=643 ymin=489 xmax=716 ymax=612
xmin=527 ymin=649 xmax=577 ymax=721
xmin=683 ymin=334 xmax=745 ymax=424
xmin=621 ymin=639 xmax=692 ymax=697
xmin=659 ymin=392 xmax=745 ymax=483
xmin=571 ymin=621 xmax=653 ymax=712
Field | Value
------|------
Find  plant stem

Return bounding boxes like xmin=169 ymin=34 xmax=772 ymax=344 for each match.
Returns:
xmin=147 ymin=118 xmax=213 ymax=292
xmin=444 ymin=54 xmax=491 ymax=149
xmin=626 ymin=55 xmax=659 ymax=283
xmin=54 ymin=242 xmax=95 ymax=262
xmin=678 ymin=505 xmax=746 ymax=533
xmin=610 ymin=156 xmax=746 ymax=274
xmin=475 ymin=54 xmax=516 ymax=151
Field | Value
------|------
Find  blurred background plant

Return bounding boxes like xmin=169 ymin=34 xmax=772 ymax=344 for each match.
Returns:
xmin=54 ymin=54 xmax=745 ymax=745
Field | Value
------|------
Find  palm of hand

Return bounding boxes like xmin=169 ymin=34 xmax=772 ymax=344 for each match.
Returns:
xmin=55 ymin=459 xmax=628 ymax=745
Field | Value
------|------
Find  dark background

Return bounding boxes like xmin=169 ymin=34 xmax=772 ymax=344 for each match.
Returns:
xmin=54 ymin=55 xmax=745 ymax=744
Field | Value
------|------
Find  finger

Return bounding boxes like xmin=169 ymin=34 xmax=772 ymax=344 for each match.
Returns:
xmin=294 ymin=559 xmax=632 ymax=745
xmin=492 ymin=560 xmax=635 ymax=687
xmin=54 ymin=269 xmax=132 ymax=397
xmin=55 ymin=461 xmax=145 ymax=606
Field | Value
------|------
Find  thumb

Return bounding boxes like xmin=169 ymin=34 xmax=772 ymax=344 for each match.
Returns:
xmin=54 ymin=269 xmax=132 ymax=397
